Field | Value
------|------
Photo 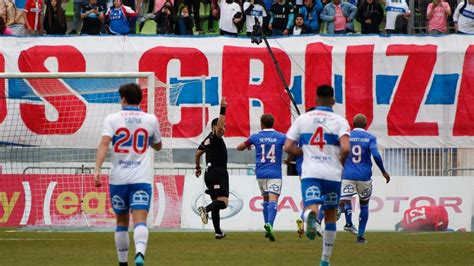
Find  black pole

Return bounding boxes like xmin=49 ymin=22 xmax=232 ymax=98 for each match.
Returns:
xmin=252 ymin=17 xmax=301 ymax=116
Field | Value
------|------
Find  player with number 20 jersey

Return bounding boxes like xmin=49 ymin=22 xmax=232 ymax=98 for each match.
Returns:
xmin=94 ymin=83 xmax=162 ymax=266
xmin=103 ymin=107 xmax=161 ymax=185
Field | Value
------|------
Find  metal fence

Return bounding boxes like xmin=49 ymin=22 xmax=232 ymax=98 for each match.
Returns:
xmin=18 ymin=148 xmax=474 ymax=177
xmin=381 ymin=148 xmax=474 ymax=176
xmin=21 ymin=165 xmax=256 ymax=176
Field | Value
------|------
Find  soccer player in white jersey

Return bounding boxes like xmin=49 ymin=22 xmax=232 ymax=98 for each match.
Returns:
xmin=284 ymin=85 xmax=350 ymax=266
xmin=94 ymin=83 xmax=162 ymax=266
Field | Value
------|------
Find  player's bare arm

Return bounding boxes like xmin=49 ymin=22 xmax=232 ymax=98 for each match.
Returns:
xmin=94 ymin=135 xmax=112 ymax=187
xmin=195 ymin=149 xmax=205 ymax=177
xmin=383 ymin=172 xmax=390 ymax=183
xmin=339 ymin=135 xmax=350 ymax=165
xmin=283 ymin=139 xmax=303 ymax=156
xmin=236 ymin=142 xmax=252 ymax=151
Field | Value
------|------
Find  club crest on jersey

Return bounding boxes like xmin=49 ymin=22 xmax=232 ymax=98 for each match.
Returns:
xmin=131 ymin=190 xmax=150 ymax=206
xmin=112 ymin=195 xmax=127 ymax=210
xmin=305 ymin=186 xmax=321 ymax=201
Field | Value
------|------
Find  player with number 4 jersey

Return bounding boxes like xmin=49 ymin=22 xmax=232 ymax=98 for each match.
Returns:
xmin=237 ymin=114 xmax=286 ymax=241
xmin=94 ymin=83 xmax=162 ymax=266
xmin=284 ymin=85 xmax=350 ymax=266
xmin=339 ymin=114 xmax=390 ymax=244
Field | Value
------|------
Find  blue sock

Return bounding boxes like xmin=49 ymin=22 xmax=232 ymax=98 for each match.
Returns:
xmin=317 ymin=205 xmax=325 ymax=223
xmin=267 ymin=201 xmax=278 ymax=226
xmin=344 ymin=202 xmax=353 ymax=226
xmin=358 ymin=205 xmax=369 ymax=237
xmin=262 ymin=201 xmax=269 ymax=224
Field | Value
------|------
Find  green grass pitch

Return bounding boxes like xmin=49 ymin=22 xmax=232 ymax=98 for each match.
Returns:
xmin=0 ymin=230 xmax=473 ymax=265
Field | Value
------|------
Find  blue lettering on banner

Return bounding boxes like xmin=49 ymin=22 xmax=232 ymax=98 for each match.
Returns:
xmin=425 ymin=74 xmax=459 ymax=105
xmin=376 ymin=75 xmax=398 ymax=104
xmin=335 ymin=74 xmax=343 ymax=104
xmin=6 ymin=72 xmax=460 ymax=107
xmin=290 ymin=75 xmax=303 ymax=104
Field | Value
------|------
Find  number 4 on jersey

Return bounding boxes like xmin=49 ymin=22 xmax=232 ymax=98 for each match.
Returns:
xmin=310 ymin=127 xmax=326 ymax=150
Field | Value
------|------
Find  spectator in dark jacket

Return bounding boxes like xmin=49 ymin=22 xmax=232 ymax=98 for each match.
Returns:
xmin=80 ymin=0 xmax=105 ymax=35
xmin=289 ymin=13 xmax=314 ymax=34
xmin=175 ymin=5 xmax=194 ymax=34
xmin=356 ymin=0 xmax=383 ymax=34
xmin=155 ymin=1 xmax=175 ymax=34
xmin=43 ymin=0 xmax=67 ymax=34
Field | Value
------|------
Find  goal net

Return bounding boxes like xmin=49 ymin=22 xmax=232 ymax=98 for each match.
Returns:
xmin=0 ymin=72 xmax=185 ymax=229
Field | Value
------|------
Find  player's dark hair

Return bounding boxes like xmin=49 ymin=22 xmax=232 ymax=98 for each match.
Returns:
xmin=260 ymin=114 xmax=274 ymax=128
xmin=317 ymin=85 xmax=334 ymax=99
xmin=211 ymin=118 xmax=219 ymax=128
xmin=353 ymin=114 xmax=367 ymax=129
xmin=119 ymin=83 xmax=142 ymax=105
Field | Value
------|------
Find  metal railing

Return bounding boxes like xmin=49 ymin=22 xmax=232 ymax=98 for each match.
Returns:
xmin=444 ymin=168 xmax=474 ymax=176
xmin=14 ymin=148 xmax=474 ymax=177
xmin=22 ymin=165 xmax=256 ymax=176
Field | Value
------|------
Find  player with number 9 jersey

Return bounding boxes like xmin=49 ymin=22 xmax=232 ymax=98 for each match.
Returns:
xmin=342 ymin=128 xmax=384 ymax=182
xmin=103 ymin=105 xmax=161 ymax=185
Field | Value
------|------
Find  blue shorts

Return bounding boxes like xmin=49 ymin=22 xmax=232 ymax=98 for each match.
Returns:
xmin=109 ymin=183 xmax=152 ymax=214
xmin=301 ymin=178 xmax=341 ymax=209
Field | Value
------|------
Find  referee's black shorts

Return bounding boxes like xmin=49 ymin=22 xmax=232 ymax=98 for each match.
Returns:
xmin=204 ymin=166 xmax=229 ymax=199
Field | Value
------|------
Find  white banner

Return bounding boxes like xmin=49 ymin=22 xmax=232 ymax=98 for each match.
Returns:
xmin=181 ymin=175 xmax=473 ymax=231
xmin=1 ymin=36 xmax=474 ymax=148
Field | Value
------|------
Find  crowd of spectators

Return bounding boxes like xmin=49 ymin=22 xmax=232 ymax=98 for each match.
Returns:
xmin=0 ymin=0 xmax=473 ymax=36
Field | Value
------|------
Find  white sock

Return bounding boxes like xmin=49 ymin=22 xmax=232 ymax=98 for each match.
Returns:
xmin=322 ymin=230 xmax=336 ymax=262
xmin=115 ymin=230 xmax=129 ymax=263
xmin=134 ymin=223 xmax=149 ymax=256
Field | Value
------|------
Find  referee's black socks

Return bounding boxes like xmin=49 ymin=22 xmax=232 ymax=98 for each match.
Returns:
xmin=205 ymin=200 xmax=226 ymax=213
xmin=212 ymin=210 xmax=222 ymax=234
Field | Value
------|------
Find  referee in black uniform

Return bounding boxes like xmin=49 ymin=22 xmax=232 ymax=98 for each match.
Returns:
xmin=195 ymin=97 xmax=229 ymax=239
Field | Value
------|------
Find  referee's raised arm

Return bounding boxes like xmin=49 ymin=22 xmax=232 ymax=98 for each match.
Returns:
xmin=215 ymin=97 xmax=227 ymax=136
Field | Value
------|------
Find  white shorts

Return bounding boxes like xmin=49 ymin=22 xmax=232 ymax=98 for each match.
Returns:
xmin=340 ymin=179 xmax=372 ymax=201
xmin=257 ymin=178 xmax=282 ymax=196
